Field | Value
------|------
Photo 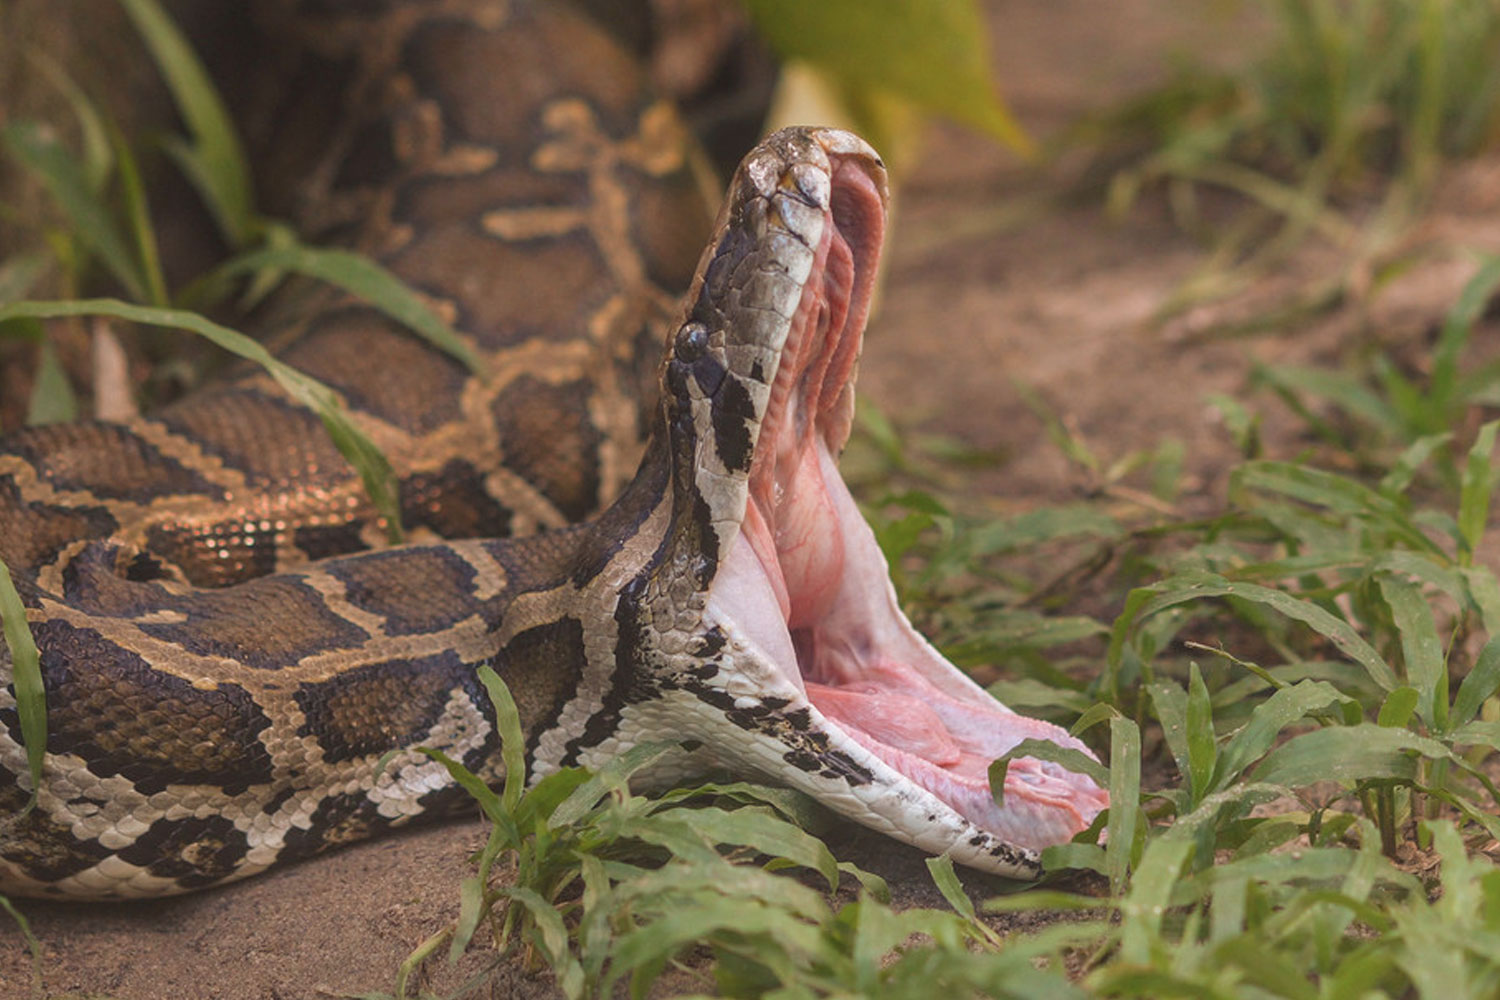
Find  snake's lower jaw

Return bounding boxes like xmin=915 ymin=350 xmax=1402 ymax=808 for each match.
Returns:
xmin=698 ymin=133 xmax=1109 ymax=874
xmin=708 ymin=435 xmax=1108 ymax=872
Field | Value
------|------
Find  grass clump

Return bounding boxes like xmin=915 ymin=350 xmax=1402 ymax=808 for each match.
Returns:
xmin=1087 ymin=0 xmax=1500 ymax=315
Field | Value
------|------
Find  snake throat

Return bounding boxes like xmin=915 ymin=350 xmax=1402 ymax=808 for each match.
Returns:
xmin=699 ymin=134 xmax=1108 ymax=868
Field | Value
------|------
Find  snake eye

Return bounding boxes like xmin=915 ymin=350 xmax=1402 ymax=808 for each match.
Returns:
xmin=674 ymin=321 xmax=709 ymax=362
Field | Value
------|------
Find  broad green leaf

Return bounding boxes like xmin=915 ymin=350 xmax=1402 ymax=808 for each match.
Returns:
xmin=0 ymin=558 xmax=44 ymax=812
xmin=1459 ymin=419 xmax=1499 ymax=565
xmin=1379 ymin=432 xmax=1450 ymax=496
xmin=1214 ymin=680 xmax=1354 ymax=787
xmin=1376 ymin=686 xmax=1419 ymax=729
xmin=0 ymin=299 xmax=404 ymax=542
xmin=986 ymin=677 xmax=1094 ymax=715
xmin=665 ymin=805 xmax=839 ymax=891
xmin=1253 ymin=724 xmax=1457 ymax=787
xmin=1452 ymin=635 xmax=1500 ymax=730
xmin=852 ymin=895 xmax=915 ymax=993
xmin=549 ymin=740 xmax=681 ymax=828
xmin=1450 ymin=720 xmax=1500 ymax=749
xmin=606 ymin=897 xmax=823 ymax=996
xmin=604 ymin=861 xmax=829 ymax=923
xmin=209 ymin=246 xmax=480 ymax=373
xmin=1376 ymin=574 xmax=1446 ymax=729
xmin=2 ymin=122 xmax=146 ymax=300
xmin=449 ymin=873 xmax=487 ymax=962
xmin=1121 ymin=573 xmax=1398 ymax=692
xmin=118 ymin=0 xmax=254 ymax=246
xmin=741 ymin=0 xmax=1033 ymax=154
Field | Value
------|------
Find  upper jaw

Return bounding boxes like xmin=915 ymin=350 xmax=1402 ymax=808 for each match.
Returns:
xmin=677 ymin=128 xmax=1107 ymax=873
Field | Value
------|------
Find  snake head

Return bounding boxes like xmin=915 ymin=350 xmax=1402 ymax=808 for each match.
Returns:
xmin=617 ymin=127 xmax=1107 ymax=879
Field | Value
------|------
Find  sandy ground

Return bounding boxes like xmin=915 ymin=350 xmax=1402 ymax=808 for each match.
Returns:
xmin=5 ymin=1 xmax=1500 ymax=997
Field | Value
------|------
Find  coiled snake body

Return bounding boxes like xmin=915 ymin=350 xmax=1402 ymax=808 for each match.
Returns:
xmin=0 ymin=0 xmax=1106 ymax=898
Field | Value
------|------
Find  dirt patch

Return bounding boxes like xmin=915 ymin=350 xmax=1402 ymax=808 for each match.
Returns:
xmin=6 ymin=1 xmax=1500 ymax=998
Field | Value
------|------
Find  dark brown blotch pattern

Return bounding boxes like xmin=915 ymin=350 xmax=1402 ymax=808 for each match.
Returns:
xmin=24 ymin=620 xmax=275 ymax=796
xmin=293 ymin=649 xmax=477 ymax=763
xmin=492 ymin=375 xmax=603 ymax=522
xmin=139 ymin=576 xmax=370 ymax=671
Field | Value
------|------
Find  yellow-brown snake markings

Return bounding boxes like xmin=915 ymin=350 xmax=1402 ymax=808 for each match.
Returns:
xmin=0 ymin=0 xmax=1107 ymax=898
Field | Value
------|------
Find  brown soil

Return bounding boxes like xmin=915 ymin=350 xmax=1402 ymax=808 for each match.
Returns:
xmin=6 ymin=1 xmax=1500 ymax=998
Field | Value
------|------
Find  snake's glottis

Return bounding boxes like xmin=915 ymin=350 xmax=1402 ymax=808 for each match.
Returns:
xmin=0 ymin=1 xmax=1106 ymax=899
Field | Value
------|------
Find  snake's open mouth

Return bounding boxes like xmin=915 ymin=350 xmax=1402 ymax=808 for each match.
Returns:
xmin=706 ymin=143 xmax=1108 ymax=861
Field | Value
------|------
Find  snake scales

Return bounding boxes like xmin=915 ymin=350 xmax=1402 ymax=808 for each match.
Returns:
xmin=0 ymin=0 xmax=1106 ymax=899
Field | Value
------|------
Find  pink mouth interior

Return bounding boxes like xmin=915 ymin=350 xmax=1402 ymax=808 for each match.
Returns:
xmin=720 ymin=157 xmax=1108 ymax=852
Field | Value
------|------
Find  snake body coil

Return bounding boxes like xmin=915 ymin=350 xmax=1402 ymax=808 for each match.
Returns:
xmin=0 ymin=0 xmax=1105 ymax=899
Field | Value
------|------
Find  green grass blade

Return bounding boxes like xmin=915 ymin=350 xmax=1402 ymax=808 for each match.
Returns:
xmin=1376 ymin=686 xmax=1419 ymax=730
xmin=1452 ymin=636 xmax=1500 ymax=731
xmin=1214 ymin=680 xmax=1353 ymax=788
xmin=1126 ymin=573 xmax=1398 ymax=693
xmin=1432 ymin=255 xmax=1500 ymax=407
xmin=1233 ymin=461 xmax=1440 ymax=556
xmin=666 ymin=805 xmax=840 ymax=891
xmin=1251 ymin=364 xmax=1401 ymax=438
xmin=0 ymin=893 xmax=41 ymax=995
xmin=1184 ymin=661 xmax=1216 ymax=805
xmin=1379 ymin=432 xmax=1451 ymax=497
xmin=1147 ymin=679 xmax=1191 ymax=796
xmin=26 ymin=335 xmax=78 ymax=425
xmin=0 ymin=557 xmax=44 ymax=813
xmin=109 ymin=122 xmax=170 ymax=307
xmin=117 ymin=0 xmax=254 ymax=245
xmin=406 ymin=746 xmax=517 ymax=843
xmin=211 ymin=246 xmax=481 ymax=373
xmin=1458 ymin=419 xmax=1499 ymax=566
xmin=1376 ymin=574 xmax=1447 ymax=730
xmin=1117 ymin=836 xmax=1193 ymax=965
xmin=2 ymin=122 xmax=146 ymax=300
xmin=990 ymin=737 xmax=1109 ymax=815
xmin=0 ymin=299 xmax=404 ymax=542
xmin=925 ymin=853 xmax=978 ymax=923
xmin=502 ymin=886 xmax=585 ymax=998
xmin=1252 ymin=724 xmax=1455 ymax=787
xmin=475 ymin=665 xmax=525 ymax=814
xmin=1105 ymin=716 xmax=1141 ymax=893
xmin=30 ymin=53 xmax=113 ymax=192
xmin=548 ymin=741 xmax=681 ymax=829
